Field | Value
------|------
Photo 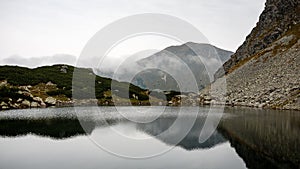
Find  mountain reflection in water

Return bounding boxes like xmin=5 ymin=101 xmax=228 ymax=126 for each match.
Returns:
xmin=0 ymin=107 xmax=299 ymax=169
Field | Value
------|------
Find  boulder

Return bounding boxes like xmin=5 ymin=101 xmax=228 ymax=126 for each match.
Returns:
xmin=11 ymin=103 xmax=20 ymax=109
xmin=46 ymin=81 xmax=55 ymax=86
xmin=0 ymin=101 xmax=7 ymax=106
xmin=45 ymin=97 xmax=56 ymax=105
xmin=30 ymin=102 xmax=39 ymax=108
xmin=40 ymin=102 xmax=47 ymax=108
xmin=258 ymin=103 xmax=266 ymax=108
xmin=18 ymin=86 xmax=30 ymax=92
xmin=1 ymin=105 xmax=9 ymax=109
xmin=203 ymin=96 xmax=212 ymax=101
xmin=203 ymin=100 xmax=211 ymax=105
xmin=33 ymin=97 xmax=43 ymax=103
xmin=0 ymin=80 xmax=7 ymax=86
xmin=21 ymin=100 xmax=31 ymax=108
xmin=18 ymin=91 xmax=33 ymax=98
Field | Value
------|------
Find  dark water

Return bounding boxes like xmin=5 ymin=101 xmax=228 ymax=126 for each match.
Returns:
xmin=0 ymin=107 xmax=299 ymax=169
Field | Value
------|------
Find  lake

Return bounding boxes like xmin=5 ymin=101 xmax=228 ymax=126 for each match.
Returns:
xmin=0 ymin=106 xmax=299 ymax=169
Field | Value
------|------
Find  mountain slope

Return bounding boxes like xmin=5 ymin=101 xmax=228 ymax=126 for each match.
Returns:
xmin=0 ymin=65 xmax=150 ymax=110
xmin=211 ymin=0 xmax=300 ymax=110
xmin=215 ymin=0 xmax=299 ymax=78
xmin=132 ymin=42 xmax=233 ymax=92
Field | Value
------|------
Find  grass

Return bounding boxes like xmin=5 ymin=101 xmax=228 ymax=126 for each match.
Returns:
xmin=0 ymin=65 xmax=149 ymax=101
xmin=227 ymin=23 xmax=300 ymax=74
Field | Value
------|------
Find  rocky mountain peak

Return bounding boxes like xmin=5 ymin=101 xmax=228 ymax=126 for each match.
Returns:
xmin=215 ymin=0 xmax=299 ymax=79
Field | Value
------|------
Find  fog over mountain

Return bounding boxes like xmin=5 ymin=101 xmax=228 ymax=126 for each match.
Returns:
xmin=0 ymin=42 xmax=233 ymax=93
xmin=97 ymin=42 xmax=233 ymax=92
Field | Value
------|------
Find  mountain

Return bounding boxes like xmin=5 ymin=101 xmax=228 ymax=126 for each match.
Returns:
xmin=0 ymin=64 xmax=151 ymax=110
xmin=134 ymin=43 xmax=233 ymax=92
xmin=100 ymin=43 xmax=233 ymax=92
xmin=215 ymin=0 xmax=299 ymax=79
xmin=210 ymin=0 xmax=300 ymax=110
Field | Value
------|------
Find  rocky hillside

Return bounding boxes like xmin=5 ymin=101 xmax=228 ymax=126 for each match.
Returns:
xmin=0 ymin=65 xmax=152 ymax=110
xmin=209 ymin=0 xmax=300 ymax=110
xmin=215 ymin=0 xmax=299 ymax=78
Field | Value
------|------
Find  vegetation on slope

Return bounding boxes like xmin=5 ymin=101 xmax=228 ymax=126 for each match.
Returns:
xmin=0 ymin=64 xmax=149 ymax=103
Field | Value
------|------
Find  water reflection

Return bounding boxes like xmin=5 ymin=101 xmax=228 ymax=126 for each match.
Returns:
xmin=219 ymin=107 xmax=300 ymax=169
xmin=0 ymin=116 xmax=226 ymax=150
xmin=136 ymin=117 xmax=226 ymax=150
xmin=0 ymin=107 xmax=299 ymax=169
xmin=0 ymin=118 xmax=90 ymax=139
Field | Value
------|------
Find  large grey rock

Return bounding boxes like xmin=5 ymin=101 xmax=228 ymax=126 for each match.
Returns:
xmin=30 ymin=102 xmax=39 ymax=108
xmin=0 ymin=101 xmax=7 ymax=106
xmin=1 ymin=105 xmax=9 ymax=109
xmin=21 ymin=100 xmax=31 ymax=107
xmin=0 ymin=80 xmax=7 ymax=86
xmin=18 ymin=91 xmax=33 ymax=98
xmin=17 ymin=98 xmax=23 ymax=103
xmin=45 ymin=97 xmax=56 ymax=105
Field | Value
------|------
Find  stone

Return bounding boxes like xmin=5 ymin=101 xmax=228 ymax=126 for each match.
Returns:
xmin=19 ymin=86 xmax=30 ymax=92
xmin=18 ymin=91 xmax=33 ymax=98
xmin=21 ymin=100 xmax=31 ymax=107
xmin=60 ymin=66 xmax=68 ymax=73
xmin=11 ymin=103 xmax=20 ymax=109
xmin=0 ymin=102 xmax=7 ymax=106
xmin=1 ymin=106 xmax=9 ymax=109
xmin=33 ymin=97 xmax=43 ymax=103
xmin=46 ymin=81 xmax=55 ymax=86
xmin=203 ymin=101 xmax=211 ymax=105
xmin=40 ymin=102 xmax=46 ymax=108
xmin=258 ymin=103 xmax=266 ymax=108
xmin=30 ymin=102 xmax=39 ymax=108
xmin=210 ymin=100 xmax=217 ymax=105
xmin=203 ymin=96 xmax=212 ymax=101
xmin=45 ymin=97 xmax=56 ymax=105
xmin=0 ymin=80 xmax=7 ymax=86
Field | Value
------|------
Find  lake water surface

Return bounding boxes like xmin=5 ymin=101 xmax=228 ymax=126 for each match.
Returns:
xmin=0 ymin=106 xmax=299 ymax=169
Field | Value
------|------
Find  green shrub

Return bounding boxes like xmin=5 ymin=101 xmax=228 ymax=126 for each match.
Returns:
xmin=0 ymin=65 xmax=149 ymax=101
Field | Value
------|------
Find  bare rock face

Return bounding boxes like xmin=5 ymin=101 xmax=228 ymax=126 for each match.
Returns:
xmin=215 ymin=0 xmax=299 ymax=79
xmin=206 ymin=35 xmax=300 ymax=110
xmin=209 ymin=0 xmax=300 ymax=110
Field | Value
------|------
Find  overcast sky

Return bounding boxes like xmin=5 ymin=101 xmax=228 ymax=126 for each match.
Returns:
xmin=0 ymin=0 xmax=266 ymax=67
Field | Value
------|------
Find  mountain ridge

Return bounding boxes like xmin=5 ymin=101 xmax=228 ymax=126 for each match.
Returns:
xmin=204 ymin=0 xmax=300 ymax=110
xmin=215 ymin=0 xmax=299 ymax=79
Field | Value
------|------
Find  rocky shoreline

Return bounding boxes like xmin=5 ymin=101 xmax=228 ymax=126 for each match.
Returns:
xmin=0 ymin=78 xmax=299 ymax=111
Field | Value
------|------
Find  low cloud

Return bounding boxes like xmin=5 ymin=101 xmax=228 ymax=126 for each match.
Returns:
xmin=0 ymin=54 xmax=77 ymax=68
